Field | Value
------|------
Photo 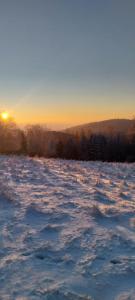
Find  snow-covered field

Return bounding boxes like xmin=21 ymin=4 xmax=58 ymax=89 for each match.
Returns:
xmin=0 ymin=156 xmax=135 ymax=300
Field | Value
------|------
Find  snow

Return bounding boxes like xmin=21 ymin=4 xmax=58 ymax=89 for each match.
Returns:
xmin=0 ymin=155 xmax=135 ymax=300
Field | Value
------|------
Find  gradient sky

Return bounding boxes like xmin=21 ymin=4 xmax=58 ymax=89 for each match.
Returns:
xmin=0 ymin=0 xmax=135 ymax=129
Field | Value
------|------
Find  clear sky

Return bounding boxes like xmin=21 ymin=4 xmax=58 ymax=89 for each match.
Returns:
xmin=0 ymin=0 xmax=135 ymax=129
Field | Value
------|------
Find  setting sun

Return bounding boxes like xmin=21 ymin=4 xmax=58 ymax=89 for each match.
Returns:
xmin=1 ymin=111 xmax=10 ymax=121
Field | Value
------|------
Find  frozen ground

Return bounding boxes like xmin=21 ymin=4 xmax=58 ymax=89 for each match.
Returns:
xmin=0 ymin=156 xmax=135 ymax=300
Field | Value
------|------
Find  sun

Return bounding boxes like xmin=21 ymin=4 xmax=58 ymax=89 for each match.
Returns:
xmin=1 ymin=111 xmax=10 ymax=121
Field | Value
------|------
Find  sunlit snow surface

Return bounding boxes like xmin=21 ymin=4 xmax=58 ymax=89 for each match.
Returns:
xmin=0 ymin=156 xmax=135 ymax=300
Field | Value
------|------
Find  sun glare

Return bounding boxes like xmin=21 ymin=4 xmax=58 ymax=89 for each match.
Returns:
xmin=1 ymin=112 xmax=10 ymax=121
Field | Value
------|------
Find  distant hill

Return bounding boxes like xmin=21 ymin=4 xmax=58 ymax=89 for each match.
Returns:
xmin=64 ymin=119 xmax=134 ymax=136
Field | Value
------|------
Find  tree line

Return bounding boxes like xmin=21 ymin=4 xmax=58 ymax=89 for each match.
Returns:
xmin=0 ymin=117 xmax=135 ymax=162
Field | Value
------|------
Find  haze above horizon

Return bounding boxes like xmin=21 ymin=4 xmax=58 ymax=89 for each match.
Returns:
xmin=0 ymin=0 xmax=135 ymax=128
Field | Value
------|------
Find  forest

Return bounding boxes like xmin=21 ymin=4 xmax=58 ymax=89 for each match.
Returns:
xmin=0 ymin=117 xmax=135 ymax=162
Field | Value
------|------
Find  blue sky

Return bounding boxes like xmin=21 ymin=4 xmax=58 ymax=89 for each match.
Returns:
xmin=0 ymin=0 xmax=135 ymax=128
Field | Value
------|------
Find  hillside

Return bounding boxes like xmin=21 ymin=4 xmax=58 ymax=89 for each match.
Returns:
xmin=65 ymin=119 xmax=134 ymax=136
